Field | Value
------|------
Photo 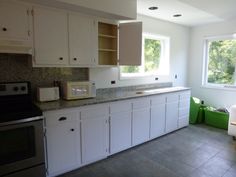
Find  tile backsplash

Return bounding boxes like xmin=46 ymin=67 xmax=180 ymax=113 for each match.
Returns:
xmin=0 ymin=54 xmax=89 ymax=98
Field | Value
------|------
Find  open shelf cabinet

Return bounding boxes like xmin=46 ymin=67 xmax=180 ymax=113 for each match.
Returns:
xmin=98 ymin=22 xmax=118 ymax=65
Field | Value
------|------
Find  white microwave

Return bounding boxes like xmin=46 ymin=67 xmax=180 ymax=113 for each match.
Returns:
xmin=61 ymin=81 xmax=96 ymax=100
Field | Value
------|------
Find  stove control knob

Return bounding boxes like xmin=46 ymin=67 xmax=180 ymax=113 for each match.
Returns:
xmin=21 ymin=86 xmax=26 ymax=91
xmin=13 ymin=86 xmax=19 ymax=92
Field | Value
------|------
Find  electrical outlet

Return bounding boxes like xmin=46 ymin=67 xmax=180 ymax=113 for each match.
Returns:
xmin=175 ymin=74 xmax=177 ymax=79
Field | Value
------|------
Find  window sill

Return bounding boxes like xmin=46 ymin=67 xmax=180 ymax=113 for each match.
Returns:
xmin=201 ymin=84 xmax=236 ymax=91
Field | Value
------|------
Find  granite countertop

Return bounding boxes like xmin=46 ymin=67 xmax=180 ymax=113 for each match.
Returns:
xmin=36 ymin=86 xmax=190 ymax=111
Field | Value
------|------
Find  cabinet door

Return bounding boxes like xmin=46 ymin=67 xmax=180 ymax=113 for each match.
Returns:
xmin=150 ymin=103 xmax=166 ymax=139
xmin=0 ymin=1 xmax=30 ymax=40
xmin=33 ymin=6 xmax=68 ymax=65
xmin=45 ymin=110 xmax=80 ymax=176
xmin=166 ymin=94 xmax=179 ymax=133
xmin=69 ymin=13 xmax=96 ymax=66
xmin=132 ymin=108 xmax=150 ymax=146
xmin=110 ymin=111 xmax=132 ymax=154
xmin=81 ymin=105 xmax=109 ymax=164
xmin=119 ymin=22 xmax=142 ymax=65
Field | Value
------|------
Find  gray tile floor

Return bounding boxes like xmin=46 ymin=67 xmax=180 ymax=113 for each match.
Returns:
xmin=59 ymin=125 xmax=236 ymax=177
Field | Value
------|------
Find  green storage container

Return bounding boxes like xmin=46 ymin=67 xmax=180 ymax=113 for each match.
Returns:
xmin=189 ymin=97 xmax=205 ymax=124
xmin=205 ymin=107 xmax=229 ymax=130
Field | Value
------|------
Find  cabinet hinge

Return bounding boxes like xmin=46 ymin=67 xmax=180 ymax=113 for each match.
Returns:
xmin=31 ymin=9 xmax=34 ymax=16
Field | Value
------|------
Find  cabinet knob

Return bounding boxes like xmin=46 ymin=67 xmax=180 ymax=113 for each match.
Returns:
xmin=70 ymin=128 xmax=74 ymax=132
xmin=2 ymin=27 xmax=7 ymax=32
xmin=58 ymin=117 xmax=67 ymax=121
xmin=73 ymin=58 xmax=77 ymax=61
xmin=59 ymin=57 xmax=63 ymax=60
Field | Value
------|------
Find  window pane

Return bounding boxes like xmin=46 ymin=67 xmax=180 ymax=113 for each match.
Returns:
xmin=120 ymin=65 xmax=140 ymax=73
xmin=207 ymin=39 xmax=236 ymax=85
xmin=144 ymin=38 xmax=161 ymax=73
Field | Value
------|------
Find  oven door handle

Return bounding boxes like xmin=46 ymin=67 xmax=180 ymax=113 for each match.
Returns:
xmin=58 ymin=117 xmax=67 ymax=121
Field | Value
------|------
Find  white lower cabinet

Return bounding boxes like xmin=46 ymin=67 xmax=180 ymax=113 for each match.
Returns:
xmin=178 ymin=91 xmax=191 ymax=128
xmin=150 ymin=95 xmax=166 ymax=139
xmin=110 ymin=100 xmax=132 ymax=154
xmin=132 ymin=97 xmax=150 ymax=146
xmin=44 ymin=109 xmax=81 ymax=177
xmin=166 ymin=93 xmax=179 ymax=133
xmin=44 ymin=89 xmax=191 ymax=177
xmin=80 ymin=104 xmax=109 ymax=165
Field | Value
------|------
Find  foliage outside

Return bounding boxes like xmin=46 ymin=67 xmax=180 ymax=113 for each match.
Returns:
xmin=208 ymin=39 xmax=236 ymax=85
xmin=121 ymin=38 xmax=161 ymax=74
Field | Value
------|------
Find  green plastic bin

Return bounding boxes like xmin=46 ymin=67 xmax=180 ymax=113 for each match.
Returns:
xmin=190 ymin=97 xmax=205 ymax=124
xmin=204 ymin=107 xmax=229 ymax=130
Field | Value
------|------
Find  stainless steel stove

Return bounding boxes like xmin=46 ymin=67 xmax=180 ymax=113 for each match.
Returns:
xmin=0 ymin=82 xmax=45 ymax=177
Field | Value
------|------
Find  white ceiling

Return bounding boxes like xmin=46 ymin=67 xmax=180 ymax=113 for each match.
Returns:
xmin=137 ymin=0 xmax=236 ymax=26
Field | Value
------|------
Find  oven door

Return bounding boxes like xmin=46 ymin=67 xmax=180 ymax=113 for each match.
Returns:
xmin=0 ymin=118 xmax=45 ymax=176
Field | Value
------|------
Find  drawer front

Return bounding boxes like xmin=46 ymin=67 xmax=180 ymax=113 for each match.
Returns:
xmin=132 ymin=97 xmax=150 ymax=109
xmin=179 ymin=107 xmax=190 ymax=117
xmin=151 ymin=95 xmax=166 ymax=106
xmin=44 ymin=109 xmax=78 ymax=127
xmin=110 ymin=100 xmax=132 ymax=114
xmin=81 ymin=104 xmax=109 ymax=119
xmin=178 ymin=116 xmax=189 ymax=128
xmin=166 ymin=94 xmax=179 ymax=103
xmin=179 ymin=91 xmax=191 ymax=100
xmin=179 ymin=99 xmax=190 ymax=108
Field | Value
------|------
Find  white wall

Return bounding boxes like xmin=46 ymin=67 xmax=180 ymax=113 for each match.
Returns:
xmin=188 ymin=19 xmax=236 ymax=108
xmin=90 ymin=15 xmax=190 ymax=89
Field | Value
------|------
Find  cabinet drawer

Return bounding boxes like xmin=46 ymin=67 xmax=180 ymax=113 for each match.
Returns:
xmin=178 ymin=116 xmax=189 ymax=128
xmin=81 ymin=104 xmax=109 ymax=119
xmin=151 ymin=95 xmax=166 ymax=106
xmin=132 ymin=97 xmax=150 ymax=109
xmin=44 ymin=109 xmax=78 ymax=127
xmin=110 ymin=100 xmax=132 ymax=114
xmin=179 ymin=108 xmax=190 ymax=117
xmin=166 ymin=94 xmax=179 ymax=103
xmin=179 ymin=99 xmax=190 ymax=108
xmin=179 ymin=91 xmax=191 ymax=100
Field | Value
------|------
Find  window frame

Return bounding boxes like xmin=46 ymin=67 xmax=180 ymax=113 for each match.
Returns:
xmin=202 ymin=34 xmax=236 ymax=90
xmin=119 ymin=33 xmax=170 ymax=80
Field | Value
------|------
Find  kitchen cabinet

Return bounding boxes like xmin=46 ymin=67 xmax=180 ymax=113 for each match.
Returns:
xmin=150 ymin=95 xmax=166 ymax=139
xmin=132 ymin=97 xmax=150 ymax=146
xmin=68 ymin=13 xmax=97 ymax=66
xmin=80 ymin=104 xmax=109 ymax=164
xmin=165 ymin=93 xmax=179 ymax=133
xmin=0 ymin=1 xmax=32 ymax=53
xmin=44 ymin=109 xmax=81 ymax=177
xmin=98 ymin=21 xmax=142 ymax=66
xmin=178 ymin=91 xmax=191 ymax=128
xmin=109 ymin=100 xmax=132 ymax=154
xmin=33 ymin=6 xmax=68 ymax=65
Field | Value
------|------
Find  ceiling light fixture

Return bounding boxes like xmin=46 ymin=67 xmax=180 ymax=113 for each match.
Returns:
xmin=173 ymin=14 xmax=182 ymax=17
xmin=148 ymin=6 xmax=158 ymax=10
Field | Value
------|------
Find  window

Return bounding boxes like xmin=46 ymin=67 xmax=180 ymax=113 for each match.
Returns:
xmin=203 ymin=34 xmax=236 ymax=88
xmin=120 ymin=33 xmax=170 ymax=78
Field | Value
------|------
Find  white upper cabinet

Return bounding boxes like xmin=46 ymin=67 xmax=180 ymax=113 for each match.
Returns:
xmin=0 ymin=1 xmax=32 ymax=53
xmin=68 ymin=13 xmax=97 ymax=66
xmin=98 ymin=21 xmax=142 ymax=66
xmin=119 ymin=22 xmax=142 ymax=66
xmin=33 ymin=6 xmax=68 ymax=65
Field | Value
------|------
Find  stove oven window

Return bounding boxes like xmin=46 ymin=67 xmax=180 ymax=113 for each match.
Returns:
xmin=0 ymin=126 xmax=36 ymax=165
